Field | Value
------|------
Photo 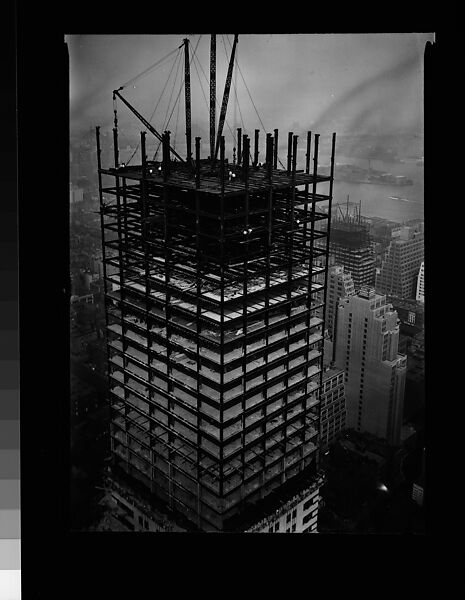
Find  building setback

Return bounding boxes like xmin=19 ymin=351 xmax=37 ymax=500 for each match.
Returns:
xmin=375 ymin=223 xmax=424 ymax=299
xmin=333 ymin=286 xmax=406 ymax=447
xmin=96 ymin=120 xmax=337 ymax=532
xmin=326 ymin=265 xmax=355 ymax=341
xmin=416 ymin=261 xmax=425 ymax=303
xmin=318 ymin=367 xmax=346 ymax=452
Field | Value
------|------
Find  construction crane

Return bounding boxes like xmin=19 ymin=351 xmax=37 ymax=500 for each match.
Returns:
xmin=213 ymin=34 xmax=239 ymax=161
xmin=112 ymin=87 xmax=185 ymax=163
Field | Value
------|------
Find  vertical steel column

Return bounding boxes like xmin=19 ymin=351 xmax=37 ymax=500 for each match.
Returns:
xmin=286 ymin=131 xmax=293 ymax=175
xmin=194 ymin=160 xmax=202 ymax=528
xmin=162 ymin=131 xmax=171 ymax=181
xmin=283 ymin=134 xmax=298 ymax=479
xmin=210 ymin=34 xmax=216 ymax=161
xmin=309 ymin=133 xmax=321 ymax=463
xmin=240 ymin=135 xmax=251 ymax=496
xmin=115 ymin=135 xmax=126 ymax=368
xmin=266 ymin=136 xmax=274 ymax=243
xmin=220 ymin=136 xmax=226 ymax=195
xmin=288 ymin=133 xmax=298 ymax=281
xmin=113 ymin=127 xmax=119 ymax=170
xmin=162 ymin=131 xmax=173 ymax=505
xmin=195 ymin=137 xmax=201 ymax=188
xmin=122 ymin=177 xmax=128 ymax=245
xmin=184 ymin=39 xmax=192 ymax=165
xmin=242 ymin=134 xmax=249 ymax=183
xmin=304 ymin=131 xmax=314 ymax=425
xmin=254 ymin=129 xmax=259 ymax=167
xmin=219 ymin=164 xmax=225 ymax=501
xmin=309 ymin=133 xmax=320 ymax=306
xmin=112 ymin=124 xmax=130 ymax=468
xmin=262 ymin=132 xmax=274 ymax=498
xmin=291 ymin=133 xmax=306 ymax=467
xmin=140 ymin=131 xmax=155 ymax=481
xmin=318 ymin=132 xmax=337 ymax=420
xmin=273 ymin=129 xmax=279 ymax=169
xmin=266 ymin=133 xmax=273 ymax=182
xmin=237 ymin=128 xmax=242 ymax=166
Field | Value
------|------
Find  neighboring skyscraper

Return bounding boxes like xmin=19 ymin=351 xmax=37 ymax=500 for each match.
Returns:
xmin=318 ymin=367 xmax=346 ymax=451
xmin=96 ymin=120 xmax=337 ymax=532
xmin=375 ymin=224 xmax=424 ymax=299
xmin=328 ymin=207 xmax=375 ymax=291
xmin=416 ymin=261 xmax=425 ymax=303
xmin=333 ymin=286 xmax=407 ymax=446
xmin=326 ymin=265 xmax=355 ymax=341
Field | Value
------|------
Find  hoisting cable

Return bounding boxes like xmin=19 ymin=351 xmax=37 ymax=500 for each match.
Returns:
xmin=153 ymin=35 xmax=202 ymax=161
xmin=157 ymin=69 xmax=184 ymax=157
xmin=161 ymin=48 xmax=184 ymax=136
xmin=153 ymin=51 xmax=184 ymax=160
xmin=231 ymin=56 xmax=246 ymax=136
xmin=173 ymin=75 xmax=182 ymax=150
xmin=126 ymin=47 xmax=183 ymax=166
xmin=120 ymin=45 xmax=181 ymax=90
xmin=225 ymin=34 xmax=286 ymax=169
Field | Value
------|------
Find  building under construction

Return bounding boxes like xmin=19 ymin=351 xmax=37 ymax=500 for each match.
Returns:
xmin=95 ymin=35 xmax=336 ymax=532
xmin=328 ymin=201 xmax=375 ymax=290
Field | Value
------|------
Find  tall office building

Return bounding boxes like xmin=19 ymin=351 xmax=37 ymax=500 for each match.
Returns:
xmin=416 ymin=261 xmax=425 ymax=303
xmin=96 ymin=88 xmax=336 ymax=533
xmin=333 ymin=286 xmax=406 ymax=447
xmin=328 ymin=210 xmax=375 ymax=291
xmin=326 ymin=265 xmax=355 ymax=341
xmin=376 ymin=224 xmax=424 ymax=299
xmin=318 ymin=367 xmax=346 ymax=451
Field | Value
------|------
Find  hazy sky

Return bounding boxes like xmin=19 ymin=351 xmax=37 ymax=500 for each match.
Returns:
xmin=67 ymin=33 xmax=434 ymax=143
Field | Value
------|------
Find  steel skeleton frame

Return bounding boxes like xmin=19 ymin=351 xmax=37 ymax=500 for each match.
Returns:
xmin=96 ymin=125 xmax=336 ymax=532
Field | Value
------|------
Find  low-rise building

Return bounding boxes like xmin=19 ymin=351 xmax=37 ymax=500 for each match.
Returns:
xmin=246 ymin=475 xmax=324 ymax=534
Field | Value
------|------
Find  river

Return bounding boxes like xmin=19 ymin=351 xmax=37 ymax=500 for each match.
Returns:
xmin=296 ymin=149 xmax=424 ymax=224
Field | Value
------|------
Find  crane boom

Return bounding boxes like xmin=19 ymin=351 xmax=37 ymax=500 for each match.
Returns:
xmin=214 ymin=34 xmax=238 ymax=161
xmin=113 ymin=89 xmax=185 ymax=163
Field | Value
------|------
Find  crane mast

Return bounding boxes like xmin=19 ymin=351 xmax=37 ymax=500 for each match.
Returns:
xmin=214 ymin=34 xmax=238 ymax=161
xmin=210 ymin=34 xmax=216 ymax=161
xmin=183 ymin=38 xmax=192 ymax=165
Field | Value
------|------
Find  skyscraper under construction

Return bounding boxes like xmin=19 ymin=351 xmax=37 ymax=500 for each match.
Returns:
xmin=329 ymin=202 xmax=375 ymax=291
xmin=95 ymin=35 xmax=336 ymax=532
